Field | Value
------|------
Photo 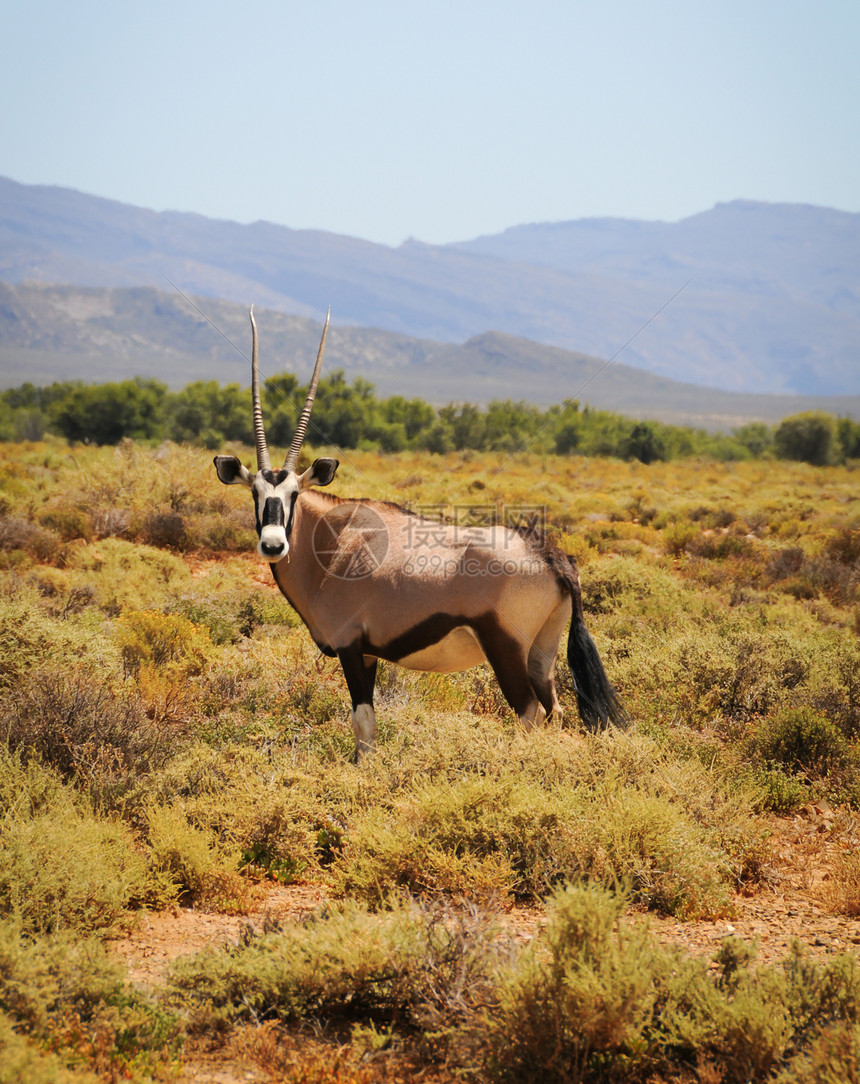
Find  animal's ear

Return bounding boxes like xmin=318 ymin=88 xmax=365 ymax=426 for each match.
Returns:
xmin=213 ymin=455 xmax=254 ymax=488
xmin=298 ymin=457 xmax=339 ymax=489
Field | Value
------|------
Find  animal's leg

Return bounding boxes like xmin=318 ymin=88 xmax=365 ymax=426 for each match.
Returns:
xmin=363 ymin=655 xmax=379 ymax=697
xmin=337 ymin=648 xmax=379 ymax=761
xmin=473 ymin=617 xmax=541 ymax=729
xmin=528 ymin=603 xmax=568 ymax=724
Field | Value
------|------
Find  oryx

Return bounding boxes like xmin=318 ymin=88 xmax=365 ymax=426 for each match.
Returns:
xmin=214 ymin=309 xmax=626 ymax=760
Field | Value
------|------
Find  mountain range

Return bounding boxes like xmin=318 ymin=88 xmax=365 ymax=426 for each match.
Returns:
xmin=1 ymin=175 xmax=858 ymax=418
xmin=1 ymin=280 xmax=856 ymax=431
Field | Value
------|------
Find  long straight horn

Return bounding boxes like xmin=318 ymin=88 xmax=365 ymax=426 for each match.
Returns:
xmin=283 ymin=307 xmax=330 ymax=472
xmin=249 ymin=306 xmax=271 ymax=472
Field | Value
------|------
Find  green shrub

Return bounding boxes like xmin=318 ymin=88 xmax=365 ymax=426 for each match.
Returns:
xmin=0 ymin=1010 xmax=100 ymax=1084
xmin=775 ymin=412 xmax=839 ymax=465
xmin=140 ymin=740 xmax=340 ymax=886
xmin=167 ymin=897 xmax=505 ymax=1037
xmin=483 ymin=885 xmax=860 ymax=1084
xmin=332 ymin=763 xmax=734 ymax=918
xmin=236 ymin=794 xmax=323 ymax=884
xmin=813 ymin=638 xmax=860 ymax=739
xmin=116 ymin=609 xmax=212 ymax=678
xmin=689 ymin=530 xmax=757 ymax=561
xmin=0 ymin=666 xmax=182 ymax=805
xmin=62 ymin=537 xmax=192 ymax=613
xmin=145 ymin=802 xmax=254 ymax=912
xmin=749 ymin=707 xmax=850 ymax=778
xmin=0 ymin=923 xmax=179 ymax=1082
xmin=39 ymin=498 xmax=95 ymax=543
xmin=662 ymin=520 xmax=700 ymax=555
xmin=656 ymin=627 xmax=811 ymax=726
xmin=0 ymin=579 xmax=105 ymax=692
xmin=169 ymin=567 xmax=300 ymax=645
xmin=752 ymin=766 xmax=811 ymax=814
xmin=0 ymin=751 xmax=150 ymax=934
xmin=484 ymin=885 xmax=695 ymax=1082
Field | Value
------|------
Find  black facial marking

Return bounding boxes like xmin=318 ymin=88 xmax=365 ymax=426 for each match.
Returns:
xmin=262 ymin=496 xmax=285 ymax=528
xmin=285 ymin=492 xmax=299 ymax=538
xmin=261 ymin=469 xmax=289 ymax=486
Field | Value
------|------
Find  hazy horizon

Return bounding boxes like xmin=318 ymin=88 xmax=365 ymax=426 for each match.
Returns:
xmin=1 ymin=1 xmax=857 ymax=247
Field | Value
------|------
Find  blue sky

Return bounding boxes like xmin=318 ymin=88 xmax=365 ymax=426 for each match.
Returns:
xmin=1 ymin=0 xmax=858 ymax=247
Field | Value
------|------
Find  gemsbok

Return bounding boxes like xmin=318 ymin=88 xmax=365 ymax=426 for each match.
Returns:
xmin=214 ymin=309 xmax=626 ymax=760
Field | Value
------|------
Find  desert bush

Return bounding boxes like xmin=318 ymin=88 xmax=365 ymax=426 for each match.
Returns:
xmin=580 ymin=555 xmax=686 ymax=626
xmin=60 ymin=537 xmax=192 ymax=613
xmin=183 ymin=507 xmax=256 ymax=551
xmin=235 ymin=792 xmax=328 ymax=884
xmin=752 ymin=766 xmax=811 ymax=814
xmin=0 ymin=921 xmax=180 ymax=1080
xmin=135 ymin=715 xmax=755 ymax=919
xmin=140 ymin=506 xmax=189 ymax=550
xmin=0 ymin=515 xmax=61 ymax=564
xmin=39 ymin=495 xmax=96 ymax=543
xmin=662 ymin=519 xmax=700 ymax=555
xmin=764 ymin=544 xmax=860 ymax=608
xmin=0 ymin=1009 xmax=100 ymax=1084
xmin=115 ymin=609 xmax=213 ymax=725
xmin=688 ymin=529 xmax=757 ymax=561
xmin=749 ymin=707 xmax=851 ymax=778
xmin=170 ymin=594 xmax=248 ymax=645
xmin=811 ymin=638 xmax=860 ymax=739
xmin=0 ymin=751 xmax=150 ymax=934
xmin=0 ymin=665 xmax=184 ymax=806
xmin=169 ymin=563 xmax=300 ymax=644
xmin=360 ymin=721 xmax=763 ymax=912
xmin=776 ymin=1023 xmax=860 ymax=1084
xmin=649 ymin=625 xmax=813 ymax=727
xmin=116 ymin=609 xmax=212 ymax=678
xmin=483 ymin=885 xmax=702 ymax=1082
xmin=332 ymin=746 xmax=737 ymax=918
xmin=228 ymin=1023 xmax=398 ymax=1084
xmin=166 ymin=883 xmax=860 ymax=1083
xmin=825 ymin=524 xmax=860 ymax=566
xmin=482 ymin=885 xmax=860 ymax=1084
xmin=145 ymin=803 xmax=256 ymax=912
xmin=332 ymin=776 xmax=562 ymax=904
xmin=0 ymin=578 xmax=108 ymax=692
xmin=167 ymin=897 xmax=506 ymax=1038
xmin=745 ymin=705 xmax=860 ymax=808
xmin=140 ymin=739 xmax=346 ymax=885
xmin=39 ymin=505 xmax=95 ymax=546
xmin=823 ymin=850 xmax=860 ymax=918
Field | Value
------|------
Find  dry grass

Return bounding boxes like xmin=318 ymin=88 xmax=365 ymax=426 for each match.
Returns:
xmin=2 ymin=441 xmax=860 ymax=1080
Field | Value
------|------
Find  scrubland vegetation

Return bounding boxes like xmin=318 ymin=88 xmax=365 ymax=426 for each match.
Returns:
xmin=1 ymin=436 xmax=859 ymax=1081
xmin=3 ymin=373 xmax=860 ymax=464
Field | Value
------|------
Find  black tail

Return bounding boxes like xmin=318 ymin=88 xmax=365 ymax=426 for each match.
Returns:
xmin=567 ymin=614 xmax=628 ymax=731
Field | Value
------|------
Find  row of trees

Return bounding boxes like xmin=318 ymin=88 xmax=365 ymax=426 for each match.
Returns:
xmin=1 ymin=372 xmax=858 ymax=465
